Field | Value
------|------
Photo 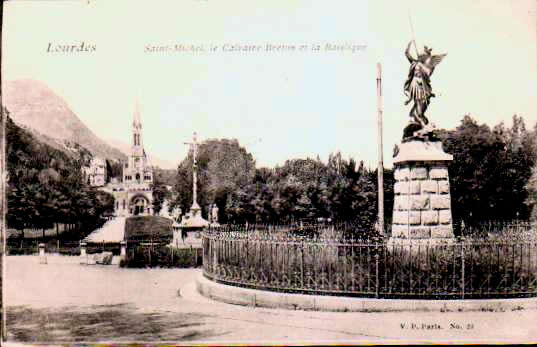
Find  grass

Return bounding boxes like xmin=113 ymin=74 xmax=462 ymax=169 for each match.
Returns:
xmin=6 ymin=304 xmax=217 ymax=343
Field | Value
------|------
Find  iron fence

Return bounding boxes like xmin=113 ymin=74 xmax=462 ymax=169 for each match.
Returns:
xmin=457 ymin=220 xmax=535 ymax=239
xmin=206 ymin=222 xmax=383 ymax=241
xmin=202 ymin=230 xmax=537 ymax=299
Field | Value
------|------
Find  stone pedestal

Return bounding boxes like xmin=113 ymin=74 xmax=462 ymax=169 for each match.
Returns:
xmin=120 ymin=241 xmax=127 ymax=261
xmin=390 ymin=140 xmax=454 ymax=243
xmin=80 ymin=242 xmax=88 ymax=265
xmin=38 ymin=243 xmax=47 ymax=264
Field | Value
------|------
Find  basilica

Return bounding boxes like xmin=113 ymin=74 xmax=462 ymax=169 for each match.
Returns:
xmin=103 ymin=103 xmax=154 ymax=216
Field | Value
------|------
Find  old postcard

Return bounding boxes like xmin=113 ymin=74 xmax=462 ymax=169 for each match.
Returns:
xmin=1 ymin=0 xmax=537 ymax=345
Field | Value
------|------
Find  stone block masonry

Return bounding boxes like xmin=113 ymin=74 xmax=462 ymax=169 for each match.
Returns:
xmin=391 ymin=162 xmax=454 ymax=240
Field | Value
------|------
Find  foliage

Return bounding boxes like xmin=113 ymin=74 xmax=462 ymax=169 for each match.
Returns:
xmin=170 ymin=139 xmax=390 ymax=234
xmin=526 ymin=167 xmax=537 ymax=222
xmin=5 ymin=109 xmax=115 ymax=237
xmin=124 ymin=215 xmax=173 ymax=242
xmin=172 ymin=139 xmax=256 ymax=222
xmin=151 ymin=168 xmax=174 ymax=214
xmin=153 ymin=167 xmax=176 ymax=186
xmin=106 ymin=160 xmax=123 ymax=181
xmin=525 ymin=120 xmax=537 ymax=221
xmin=225 ymin=154 xmax=384 ymax=234
xmin=459 ymin=220 xmax=536 ymax=241
xmin=438 ymin=114 xmax=536 ymax=227
xmin=120 ymin=245 xmax=202 ymax=268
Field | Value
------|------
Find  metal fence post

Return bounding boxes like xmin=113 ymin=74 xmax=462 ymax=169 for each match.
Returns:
xmin=461 ymin=243 xmax=465 ymax=299
xmin=375 ymin=253 xmax=380 ymax=298
xmin=301 ymin=244 xmax=304 ymax=289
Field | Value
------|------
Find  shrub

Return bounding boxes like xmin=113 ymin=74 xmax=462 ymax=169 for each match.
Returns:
xmin=7 ymin=247 xmax=36 ymax=255
xmin=124 ymin=216 xmax=173 ymax=243
xmin=120 ymin=245 xmax=202 ymax=268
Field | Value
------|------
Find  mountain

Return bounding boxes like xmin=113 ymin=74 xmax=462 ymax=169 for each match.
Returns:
xmin=3 ymin=79 xmax=127 ymax=162
xmin=105 ymin=138 xmax=178 ymax=170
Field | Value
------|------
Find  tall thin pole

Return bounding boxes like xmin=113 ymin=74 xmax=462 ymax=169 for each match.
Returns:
xmin=184 ymin=132 xmax=200 ymax=212
xmin=376 ymin=63 xmax=384 ymax=235
xmin=192 ymin=132 xmax=198 ymax=207
xmin=0 ymin=0 xmax=6 ymax=336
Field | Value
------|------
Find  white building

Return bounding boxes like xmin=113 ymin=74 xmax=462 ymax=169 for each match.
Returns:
xmin=83 ymin=157 xmax=107 ymax=187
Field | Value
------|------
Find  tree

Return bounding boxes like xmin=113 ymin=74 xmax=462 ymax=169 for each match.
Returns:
xmin=152 ymin=184 xmax=170 ymax=215
xmin=5 ymin=112 xmax=116 ymax=239
xmin=172 ymin=139 xmax=256 ymax=222
xmin=438 ymin=115 xmax=536 ymax=226
xmin=526 ymin=167 xmax=537 ymax=221
xmin=221 ymin=153 xmax=381 ymax=232
xmin=106 ymin=160 xmax=123 ymax=182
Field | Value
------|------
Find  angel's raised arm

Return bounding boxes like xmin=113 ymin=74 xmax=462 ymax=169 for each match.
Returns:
xmin=405 ymin=41 xmax=415 ymax=63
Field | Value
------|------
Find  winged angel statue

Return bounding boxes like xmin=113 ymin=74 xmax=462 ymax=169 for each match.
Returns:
xmin=403 ymin=40 xmax=446 ymax=139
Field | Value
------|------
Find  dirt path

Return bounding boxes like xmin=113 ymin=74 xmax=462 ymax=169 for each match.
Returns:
xmin=83 ymin=217 xmax=126 ymax=243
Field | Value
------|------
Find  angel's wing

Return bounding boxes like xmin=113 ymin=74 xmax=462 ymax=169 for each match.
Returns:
xmin=429 ymin=53 xmax=447 ymax=70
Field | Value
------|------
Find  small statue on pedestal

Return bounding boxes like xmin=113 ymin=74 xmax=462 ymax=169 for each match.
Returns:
xmin=211 ymin=204 xmax=219 ymax=224
xmin=403 ymin=40 xmax=447 ymax=141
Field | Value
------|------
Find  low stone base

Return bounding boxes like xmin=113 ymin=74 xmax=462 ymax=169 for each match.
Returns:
xmin=391 ymin=225 xmax=454 ymax=240
xmin=196 ymin=273 xmax=537 ymax=313
xmin=386 ymin=236 xmax=456 ymax=249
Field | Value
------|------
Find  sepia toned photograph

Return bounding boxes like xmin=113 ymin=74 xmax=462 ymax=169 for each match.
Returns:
xmin=1 ymin=0 xmax=537 ymax=345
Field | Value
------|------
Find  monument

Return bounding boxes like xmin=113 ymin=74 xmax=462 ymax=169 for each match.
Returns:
xmin=390 ymin=41 xmax=454 ymax=242
xmin=178 ymin=132 xmax=209 ymax=229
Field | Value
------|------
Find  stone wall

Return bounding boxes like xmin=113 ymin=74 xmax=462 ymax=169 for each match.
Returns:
xmin=391 ymin=162 xmax=454 ymax=239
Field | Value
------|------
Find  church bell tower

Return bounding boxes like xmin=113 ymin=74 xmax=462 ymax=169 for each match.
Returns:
xmin=132 ymin=102 xmax=144 ymax=159
xmin=123 ymin=102 xmax=153 ymax=186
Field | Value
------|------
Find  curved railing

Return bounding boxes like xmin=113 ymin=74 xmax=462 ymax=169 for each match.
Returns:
xmin=202 ymin=230 xmax=537 ymax=299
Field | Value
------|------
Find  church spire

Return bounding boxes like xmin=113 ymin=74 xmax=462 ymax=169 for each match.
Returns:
xmin=133 ymin=100 xmax=142 ymax=129
xmin=131 ymin=100 xmax=144 ymax=151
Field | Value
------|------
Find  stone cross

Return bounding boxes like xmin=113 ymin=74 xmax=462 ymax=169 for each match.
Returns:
xmin=184 ymin=132 xmax=200 ymax=212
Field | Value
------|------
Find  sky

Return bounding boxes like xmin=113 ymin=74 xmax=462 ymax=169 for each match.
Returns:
xmin=3 ymin=0 xmax=536 ymax=169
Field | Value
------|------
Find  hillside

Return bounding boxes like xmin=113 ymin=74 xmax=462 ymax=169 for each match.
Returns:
xmin=6 ymin=113 xmax=115 ymax=234
xmin=14 ymin=122 xmax=91 ymax=161
xmin=3 ymin=79 xmax=126 ymax=161
xmin=5 ymin=113 xmax=92 ymax=177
